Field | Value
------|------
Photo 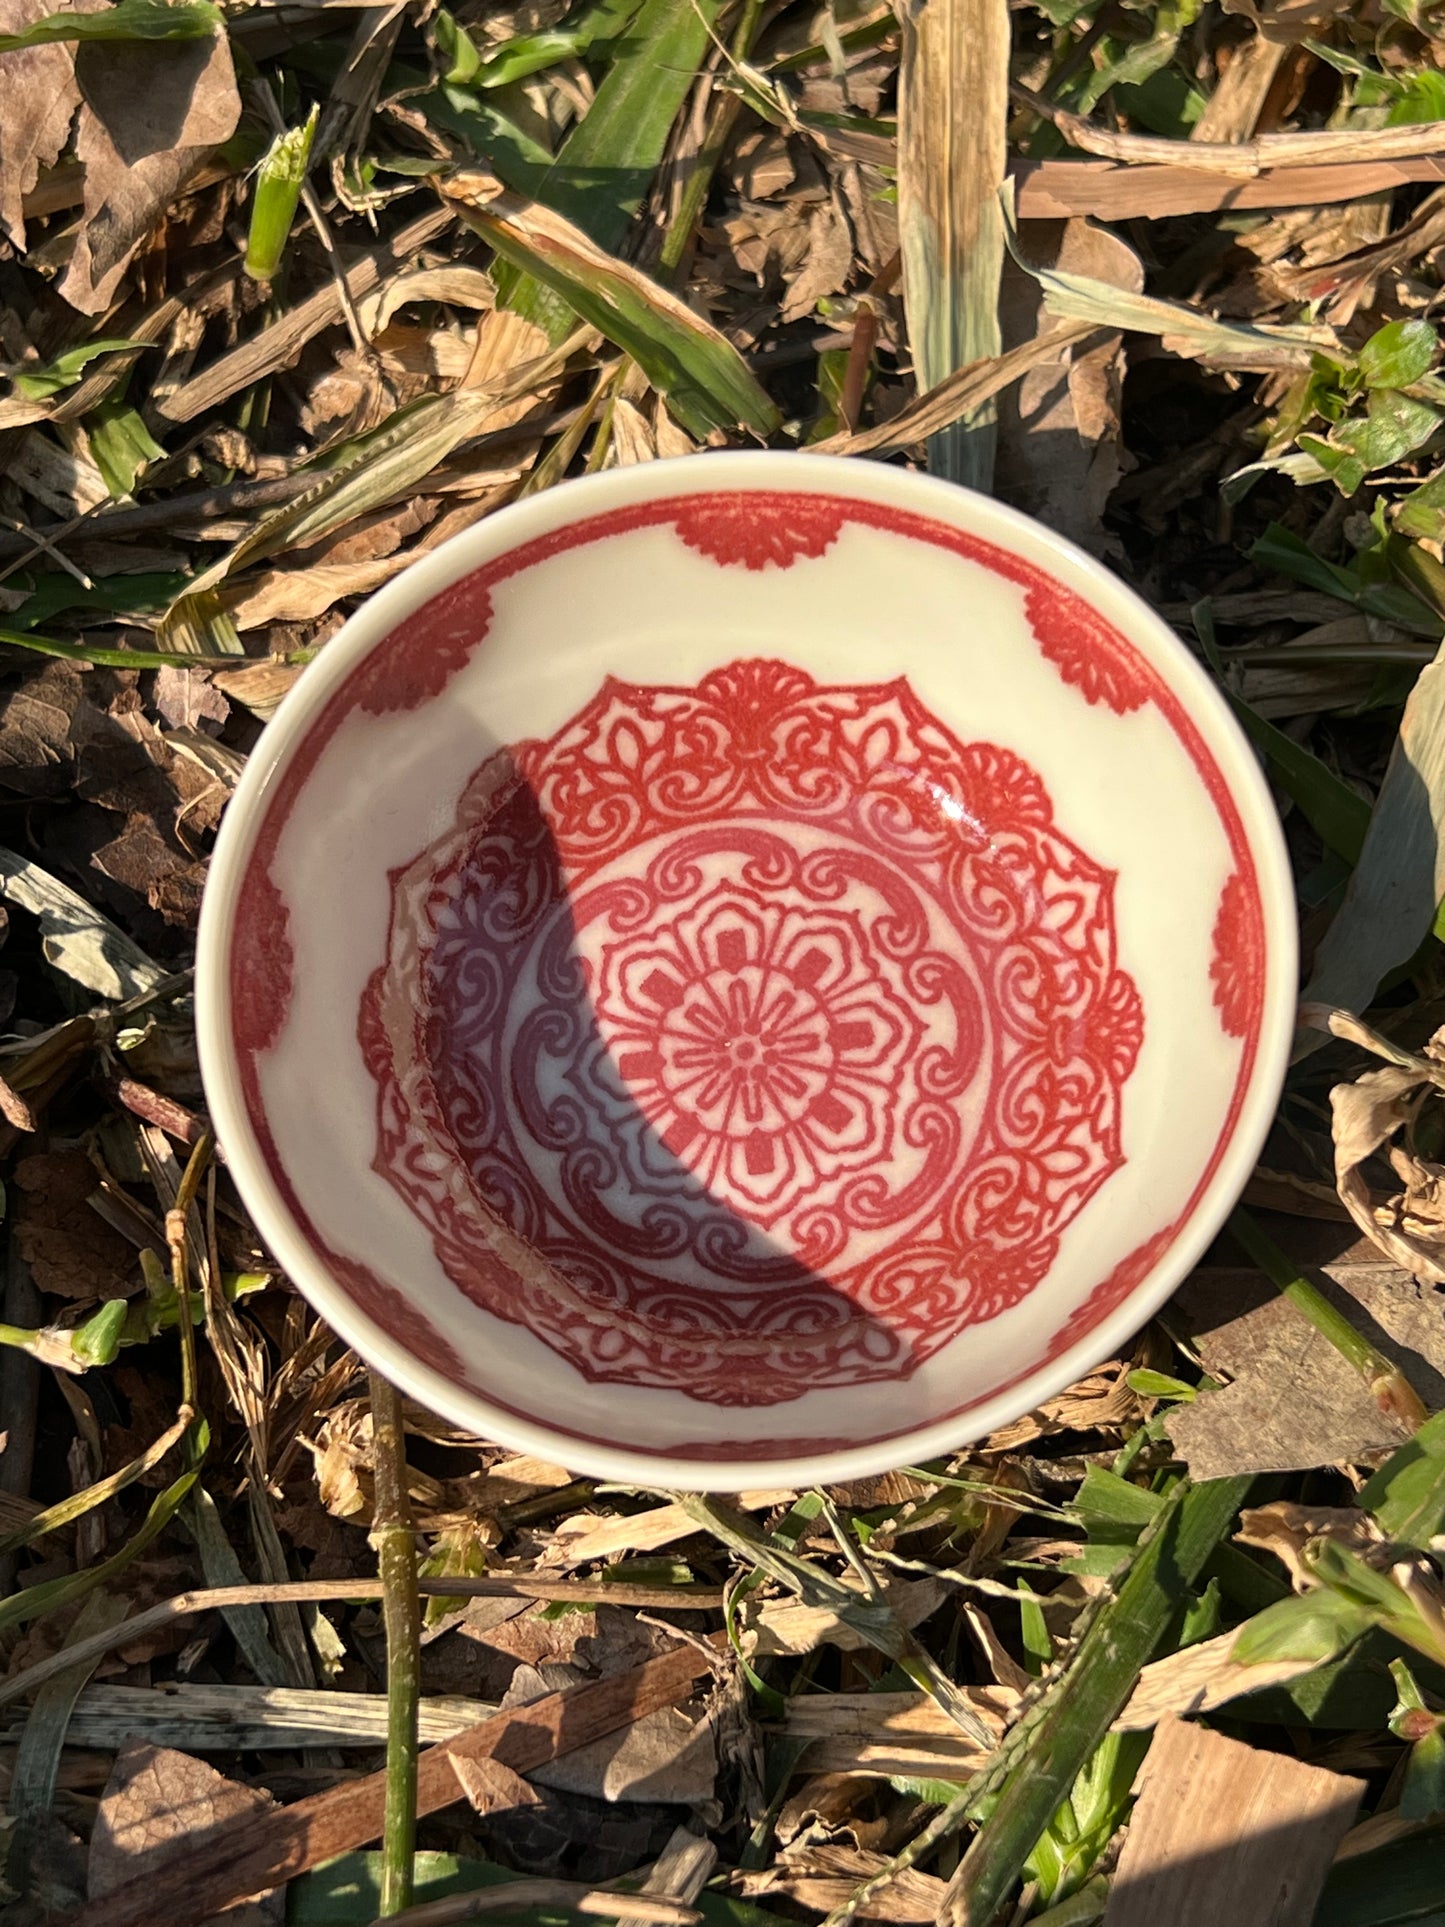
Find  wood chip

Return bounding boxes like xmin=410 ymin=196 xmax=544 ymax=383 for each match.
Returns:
xmin=1104 ymin=1718 xmax=1364 ymax=1927
xmin=1113 ymin=1628 xmax=1326 ymax=1732
xmin=1165 ymin=1262 xmax=1445 ymax=1479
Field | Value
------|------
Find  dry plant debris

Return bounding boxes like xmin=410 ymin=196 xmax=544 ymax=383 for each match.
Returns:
xmin=7 ymin=1 xmax=1445 ymax=1925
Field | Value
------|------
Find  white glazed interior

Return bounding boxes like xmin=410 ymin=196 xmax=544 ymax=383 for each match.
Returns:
xmin=196 ymin=452 xmax=1296 ymax=1487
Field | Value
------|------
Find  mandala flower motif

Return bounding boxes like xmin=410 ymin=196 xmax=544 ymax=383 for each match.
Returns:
xmin=360 ymin=659 xmax=1150 ymax=1404
xmin=585 ymin=885 xmax=921 ymax=1223
xmin=672 ymin=494 xmax=846 ymax=571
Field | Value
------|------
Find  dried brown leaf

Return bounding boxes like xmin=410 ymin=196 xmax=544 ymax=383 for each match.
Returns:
xmin=733 ymin=1845 xmax=948 ymax=1925
xmin=731 ymin=130 xmax=795 ymax=201
xmin=88 ymin=1741 xmax=282 ymax=1927
xmin=1113 ymin=1627 xmax=1324 ymax=1731
xmin=207 ymin=661 xmax=304 ymax=720
xmin=12 ymin=1151 xmax=137 ymax=1301
xmin=1236 ymin=1501 xmax=1387 ymax=1589
xmin=1329 ymin=1057 xmax=1445 ymax=1284
xmin=59 ymin=32 xmax=241 ymax=314
xmin=358 ymin=264 xmax=495 ymax=338
xmin=151 ymin=666 xmax=229 ymax=736
xmin=778 ymin=194 xmax=854 ymax=324
xmin=996 ymin=218 xmax=1141 ymax=554
xmin=745 ymin=1574 xmax=945 ymax=1657
xmin=225 ymin=555 xmax=418 ymax=631
xmin=450 ymin=1751 xmax=545 ymax=1815
xmin=0 ymin=0 xmax=82 ymax=250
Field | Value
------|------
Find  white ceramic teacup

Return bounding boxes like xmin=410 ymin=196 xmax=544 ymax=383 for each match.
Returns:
xmin=196 ymin=452 xmax=1295 ymax=1488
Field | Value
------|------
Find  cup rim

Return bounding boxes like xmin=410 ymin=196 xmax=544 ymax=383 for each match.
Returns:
xmin=196 ymin=449 xmax=1297 ymax=1488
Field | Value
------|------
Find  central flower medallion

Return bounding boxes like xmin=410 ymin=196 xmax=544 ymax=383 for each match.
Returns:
xmin=361 ymin=660 xmax=1144 ymax=1405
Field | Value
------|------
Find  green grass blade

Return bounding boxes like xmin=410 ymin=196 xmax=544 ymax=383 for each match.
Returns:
xmin=942 ymin=1475 xmax=1254 ymax=1927
xmin=1226 ymin=694 xmax=1370 ymax=866
xmin=444 ymin=176 xmax=778 ymax=438
xmin=1361 ymin=1407 xmax=1445 ymax=1548
xmin=245 ymin=105 xmax=319 ymax=283
xmin=1314 ymin=1816 xmax=1445 ymax=1927
xmin=0 ymin=0 xmax=220 ymax=48
xmin=492 ymin=0 xmax=725 ymax=342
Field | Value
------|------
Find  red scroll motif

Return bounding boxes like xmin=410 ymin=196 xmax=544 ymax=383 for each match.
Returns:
xmin=362 ymin=660 xmax=1145 ymax=1405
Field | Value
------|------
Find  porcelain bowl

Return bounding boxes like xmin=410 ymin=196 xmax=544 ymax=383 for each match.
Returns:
xmin=196 ymin=452 xmax=1295 ymax=1488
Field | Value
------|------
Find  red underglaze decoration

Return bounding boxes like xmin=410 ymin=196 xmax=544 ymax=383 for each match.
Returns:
xmin=227 ymin=489 xmax=1273 ymax=1453
xmin=322 ymin=1245 xmax=468 ymax=1380
xmin=231 ymin=865 xmax=293 ymax=1059
xmin=354 ymin=577 xmax=495 ymax=715
xmin=1044 ymin=1222 xmax=1180 ymax=1366
xmin=363 ymin=660 xmax=1144 ymax=1404
xmin=1023 ymin=585 xmax=1150 ymax=715
xmin=671 ymin=493 xmax=847 ymax=571
xmin=1210 ymin=869 xmax=1264 ymax=1041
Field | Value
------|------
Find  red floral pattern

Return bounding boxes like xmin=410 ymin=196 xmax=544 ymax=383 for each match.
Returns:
xmin=225 ymin=488 xmax=1274 ymax=1455
xmin=589 ymin=885 xmax=922 ymax=1223
xmin=362 ymin=660 xmax=1144 ymax=1404
xmin=355 ymin=578 xmax=494 ymax=715
xmin=1210 ymin=870 xmax=1263 ymax=1041
xmin=231 ymin=864 xmax=293 ymax=1058
xmin=671 ymin=493 xmax=846 ymax=570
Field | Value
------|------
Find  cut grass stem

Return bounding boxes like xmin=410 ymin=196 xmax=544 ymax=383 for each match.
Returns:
xmin=370 ymin=1369 xmax=420 ymax=1918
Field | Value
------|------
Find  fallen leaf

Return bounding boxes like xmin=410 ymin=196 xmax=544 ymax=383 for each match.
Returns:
xmin=1113 ymin=1626 xmax=1335 ymax=1731
xmin=0 ymin=659 xmax=92 ymax=798
xmin=60 ymin=30 xmax=241 ymax=314
xmin=779 ymin=193 xmax=854 ymax=324
xmin=745 ymin=1574 xmax=945 ymax=1657
xmin=150 ymin=665 xmax=229 ymax=734
xmin=733 ymin=1845 xmax=948 ymax=1924
xmin=87 ymin=1741 xmax=282 ymax=1927
xmin=778 ymin=1773 xmax=891 ymax=1853
xmin=0 ymin=0 xmax=82 ymax=250
xmin=1322 ymin=1013 xmax=1445 ymax=1283
xmin=208 ymin=660 xmax=303 ymax=720
xmin=450 ymin=1752 xmax=544 ymax=1815
xmin=224 ymin=554 xmax=417 ymax=630
xmin=12 ymin=1151 xmax=138 ymax=1300
xmin=1164 ymin=1261 xmax=1445 ymax=1478
xmin=1236 ymin=1501 xmax=1387 ymax=1588
xmin=1104 ymin=1718 xmax=1362 ymax=1927
xmin=996 ymin=218 xmax=1142 ymax=555
xmin=732 ymin=130 xmax=795 ymax=200
xmin=358 ymin=264 xmax=496 ymax=337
